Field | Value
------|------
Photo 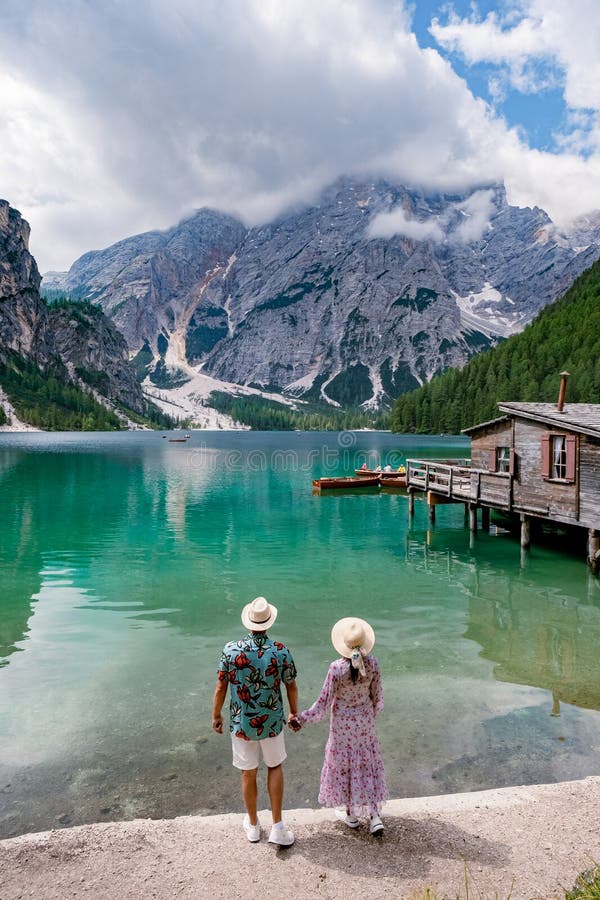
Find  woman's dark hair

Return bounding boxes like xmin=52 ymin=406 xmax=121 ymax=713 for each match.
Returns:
xmin=348 ymin=658 xmax=359 ymax=683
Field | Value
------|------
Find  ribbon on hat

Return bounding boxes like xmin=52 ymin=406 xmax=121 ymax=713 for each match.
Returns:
xmin=350 ymin=646 xmax=366 ymax=678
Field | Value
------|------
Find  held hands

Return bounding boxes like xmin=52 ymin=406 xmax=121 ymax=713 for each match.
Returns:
xmin=288 ymin=713 xmax=302 ymax=732
xmin=212 ymin=716 xmax=224 ymax=734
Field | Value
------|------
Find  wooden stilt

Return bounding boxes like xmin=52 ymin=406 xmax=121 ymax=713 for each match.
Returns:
xmin=520 ymin=546 xmax=528 ymax=570
xmin=469 ymin=505 xmax=477 ymax=533
xmin=481 ymin=507 xmax=490 ymax=530
xmin=428 ymin=500 xmax=435 ymax=524
xmin=520 ymin=514 xmax=531 ymax=550
xmin=408 ymin=490 xmax=415 ymax=516
xmin=588 ymin=528 xmax=600 ymax=575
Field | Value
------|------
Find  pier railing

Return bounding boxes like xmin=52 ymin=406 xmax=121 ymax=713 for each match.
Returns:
xmin=406 ymin=458 xmax=512 ymax=510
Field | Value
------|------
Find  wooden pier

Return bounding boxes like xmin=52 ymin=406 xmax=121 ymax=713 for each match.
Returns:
xmin=406 ymin=394 xmax=600 ymax=572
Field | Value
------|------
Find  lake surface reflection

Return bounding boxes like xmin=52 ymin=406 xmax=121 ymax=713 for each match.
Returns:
xmin=1 ymin=431 xmax=600 ymax=838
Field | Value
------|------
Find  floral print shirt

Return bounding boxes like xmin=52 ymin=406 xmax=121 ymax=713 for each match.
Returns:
xmin=217 ymin=633 xmax=297 ymax=740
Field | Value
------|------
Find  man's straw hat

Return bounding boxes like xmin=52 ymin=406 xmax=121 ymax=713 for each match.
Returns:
xmin=241 ymin=596 xmax=278 ymax=632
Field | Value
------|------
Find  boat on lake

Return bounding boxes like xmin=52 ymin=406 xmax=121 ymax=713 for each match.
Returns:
xmin=313 ymin=476 xmax=380 ymax=491
xmin=168 ymin=437 xmax=188 ymax=443
xmin=355 ymin=467 xmax=407 ymax=486
xmin=378 ymin=472 xmax=407 ymax=486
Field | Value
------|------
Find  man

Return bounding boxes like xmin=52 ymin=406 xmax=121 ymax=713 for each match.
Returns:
xmin=212 ymin=596 xmax=298 ymax=845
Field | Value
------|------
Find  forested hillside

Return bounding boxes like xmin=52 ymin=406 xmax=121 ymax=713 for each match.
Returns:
xmin=390 ymin=258 xmax=600 ymax=434
xmin=208 ymin=391 xmax=389 ymax=431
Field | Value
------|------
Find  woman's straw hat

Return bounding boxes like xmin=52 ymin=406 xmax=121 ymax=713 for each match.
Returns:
xmin=331 ymin=617 xmax=375 ymax=658
xmin=241 ymin=596 xmax=278 ymax=631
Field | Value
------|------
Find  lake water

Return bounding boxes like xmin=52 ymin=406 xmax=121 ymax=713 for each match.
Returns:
xmin=1 ymin=430 xmax=600 ymax=838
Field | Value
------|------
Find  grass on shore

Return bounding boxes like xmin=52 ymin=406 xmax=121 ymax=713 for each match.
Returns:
xmin=566 ymin=867 xmax=600 ymax=899
xmin=409 ymin=863 xmax=600 ymax=900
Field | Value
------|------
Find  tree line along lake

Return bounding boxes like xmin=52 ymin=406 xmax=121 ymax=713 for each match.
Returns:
xmin=1 ymin=430 xmax=600 ymax=838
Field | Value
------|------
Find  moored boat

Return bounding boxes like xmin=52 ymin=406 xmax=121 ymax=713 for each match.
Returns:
xmin=313 ymin=476 xmax=380 ymax=491
xmin=379 ymin=472 xmax=407 ymax=487
xmin=355 ymin=467 xmax=407 ymax=485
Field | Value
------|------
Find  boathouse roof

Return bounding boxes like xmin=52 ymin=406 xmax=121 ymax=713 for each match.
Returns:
xmin=464 ymin=403 xmax=600 ymax=438
xmin=462 ymin=415 xmax=509 ymax=435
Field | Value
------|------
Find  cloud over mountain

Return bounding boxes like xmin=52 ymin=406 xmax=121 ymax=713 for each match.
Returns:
xmin=1 ymin=0 xmax=600 ymax=270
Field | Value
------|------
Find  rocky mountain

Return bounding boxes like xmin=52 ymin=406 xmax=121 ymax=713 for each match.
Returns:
xmin=0 ymin=200 xmax=50 ymax=362
xmin=47 ymin=211 xmax=246 ymax=368
xmin=0 ymin=199 xmax=148 ymax=422
xmin=44 ymin=179 xmax=600 ymax=409
xmin=46 ymin=301 xmax=148 ymax=413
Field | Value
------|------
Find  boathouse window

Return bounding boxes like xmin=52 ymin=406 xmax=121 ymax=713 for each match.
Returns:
xmin=552 ymin=436 xmax=567 ymax=479
xmin=496 ymin=447 xmax=511 ymax=473
xmin=488 ymin=446 xmax=515 ymax=474
xmin=541 ymin=433 xmax=577 ymax=482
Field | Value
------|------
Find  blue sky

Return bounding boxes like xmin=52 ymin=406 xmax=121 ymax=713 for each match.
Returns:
xmin=1 ymin=0 xmax=599 ymax=271
xmin=411 ymin=0 xmax=569 ymax=152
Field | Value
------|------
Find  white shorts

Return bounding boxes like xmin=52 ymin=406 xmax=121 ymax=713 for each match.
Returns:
xmin=231 ymin=731 xmax=287 ymax=770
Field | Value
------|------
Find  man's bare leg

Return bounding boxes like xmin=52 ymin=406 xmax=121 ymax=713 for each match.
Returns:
xmin=241 ymin=768 xmax=258 ymax=825
xmin=267 ymin=763 xmax=283 ymax=824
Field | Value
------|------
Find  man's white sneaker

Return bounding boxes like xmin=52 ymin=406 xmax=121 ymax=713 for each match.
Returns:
xmin=268 ymin=821 xmax=295 ymax=846
xmin=334 ymin=808 xmax=360 ymax=828
xmin=243 ymin=814 xmax=261 ymax=842
xmin=369 ymin=815 xmax=384 ymax=835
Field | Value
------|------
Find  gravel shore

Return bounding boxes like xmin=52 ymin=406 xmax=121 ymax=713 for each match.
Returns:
xmin=1 ymin=777 xmax=599 ymax=900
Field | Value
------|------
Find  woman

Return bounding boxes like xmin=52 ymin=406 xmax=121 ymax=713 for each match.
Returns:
xmin=290 ymin=617 xmax=388 ymax=834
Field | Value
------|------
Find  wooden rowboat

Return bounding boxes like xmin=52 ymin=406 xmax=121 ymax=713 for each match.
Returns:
xmin=313 ymin=476 xmax=380 ymax=491
xmin=355 ymin=467 xmax=406 ymax=476
xmin=168 ymin=438 xmax=188 ymax=443
xmin=379 ymin=472 xmax=407 ymax=487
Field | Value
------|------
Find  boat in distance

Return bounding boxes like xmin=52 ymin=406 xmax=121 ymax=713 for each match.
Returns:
xmin=355 ymin=468 xmax=407 ymax=487
xmin=378 ymin=472 xmax=407 ymax=486
xmin=312 ymin=476 xmax=380 ymax=491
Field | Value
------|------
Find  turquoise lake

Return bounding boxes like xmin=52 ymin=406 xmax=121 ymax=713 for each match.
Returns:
xmin=1 ymin=430 xmax=600 ymax=838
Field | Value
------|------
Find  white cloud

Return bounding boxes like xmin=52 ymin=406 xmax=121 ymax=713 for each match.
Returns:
xmin=0 ymin=0 xmax=599 ymax=269
xmin=453 ymin=189 xmax=495 ymax=244
xmin=367 ymin=206 xmax=445 ymax=241
xmin=431 ymin=2 xmax=600 ymax=110
xmin=430 ymin=9 xmax=549 ymax=66
xmin=367 ymin=187 xmax=495 ymax=243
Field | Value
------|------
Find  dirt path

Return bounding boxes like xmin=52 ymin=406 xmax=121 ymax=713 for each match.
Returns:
xmin=2 ymin=777 xmax=599 ymax=899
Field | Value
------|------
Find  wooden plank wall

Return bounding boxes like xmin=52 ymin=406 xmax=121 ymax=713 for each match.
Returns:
xmin=512 ymin=420 xmax=576 ymax=522
xmin=470 ymin=422 xmax=513 ymax=469
xmin=578 ymin=436 xmax=600 ymax=527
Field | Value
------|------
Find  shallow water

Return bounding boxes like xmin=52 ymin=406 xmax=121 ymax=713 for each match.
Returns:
xmin=1 ymin=430 xmax=600 ymax=837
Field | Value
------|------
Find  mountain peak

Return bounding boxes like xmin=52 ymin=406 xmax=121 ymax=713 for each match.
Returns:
xmin=40 ymin=178 xmax=600 ymax=412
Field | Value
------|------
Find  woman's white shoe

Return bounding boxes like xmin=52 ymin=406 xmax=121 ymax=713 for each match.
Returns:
xmin=369 ymin=815 xmax=384 ymax=835
xmin=334 ymin=809 xmax=360 ymax=828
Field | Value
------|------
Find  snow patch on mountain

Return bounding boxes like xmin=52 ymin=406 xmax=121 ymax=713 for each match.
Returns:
xmin=144 ymin=366 xmax=302 ymax=428
xmin=361 ymin=366 xmax=384 ymax=410
xmin=453 ymin=284 xmax=523 ymax=338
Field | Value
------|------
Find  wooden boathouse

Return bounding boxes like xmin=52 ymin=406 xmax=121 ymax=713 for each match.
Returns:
xmin=406 ymin=376 xmax=600 ymax=572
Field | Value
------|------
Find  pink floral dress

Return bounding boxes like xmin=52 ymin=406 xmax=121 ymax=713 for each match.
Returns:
xmin=297 ymin=655 xmax=388 ymax=816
